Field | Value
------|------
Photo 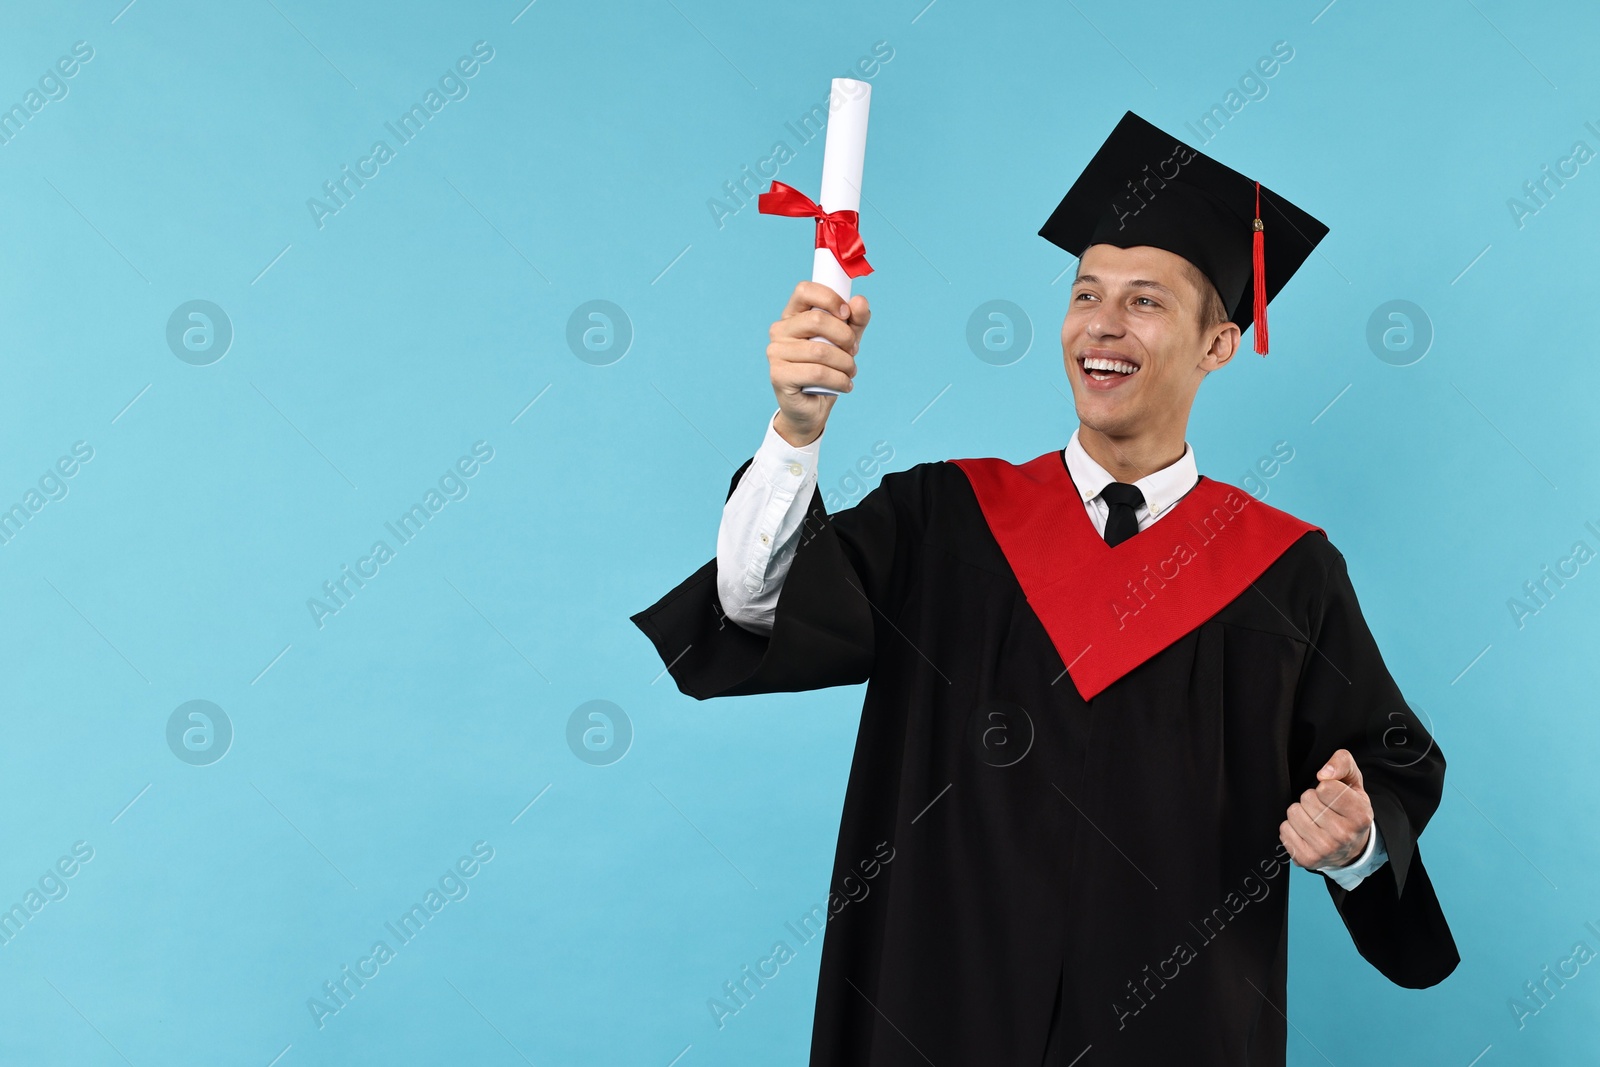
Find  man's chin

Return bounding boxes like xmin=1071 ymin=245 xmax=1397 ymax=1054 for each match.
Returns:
xmin=1074 ymin=400 xmax=1135 ymax=437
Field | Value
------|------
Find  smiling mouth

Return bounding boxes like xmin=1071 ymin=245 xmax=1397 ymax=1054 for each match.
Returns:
xmin=1079 ymin=355 xmax=1140 ymax=381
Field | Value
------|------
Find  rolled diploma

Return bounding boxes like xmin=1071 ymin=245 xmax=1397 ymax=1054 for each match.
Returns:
xmin=802 ymin=78 xmax=871 ymax=397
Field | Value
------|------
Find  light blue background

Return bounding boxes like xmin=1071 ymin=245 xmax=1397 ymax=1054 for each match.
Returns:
xmin=0 ymin=0 xmax=1594 ymax=1063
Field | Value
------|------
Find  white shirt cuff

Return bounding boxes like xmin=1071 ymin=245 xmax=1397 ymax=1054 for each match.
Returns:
xmin=713 ymin=411 xmax=824 ymax=632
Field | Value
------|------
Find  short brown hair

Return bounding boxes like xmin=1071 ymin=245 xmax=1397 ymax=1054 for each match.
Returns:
xmin=1179 ymin=258 xmax=1229 ymax=332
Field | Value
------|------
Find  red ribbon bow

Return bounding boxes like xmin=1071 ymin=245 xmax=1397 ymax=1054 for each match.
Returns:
xmin=757 ymin=180 xmax=874 ymax=278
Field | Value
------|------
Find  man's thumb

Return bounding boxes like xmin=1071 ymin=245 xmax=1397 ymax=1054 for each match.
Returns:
xmin=1317 ymin=748 xmax=1361 ymax=786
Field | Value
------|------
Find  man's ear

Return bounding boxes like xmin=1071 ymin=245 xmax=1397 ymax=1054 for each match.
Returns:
xmin=1199 ymin=322 xmax=1241 ymax=372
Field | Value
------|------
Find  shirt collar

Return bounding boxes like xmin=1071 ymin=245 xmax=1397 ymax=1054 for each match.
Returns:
xmin=1063 ymin=426 xmax=1199 ymax=520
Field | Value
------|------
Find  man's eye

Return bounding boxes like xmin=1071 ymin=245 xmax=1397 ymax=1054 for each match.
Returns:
xmin=1135 ymin=297 xmax=1158 ymax=307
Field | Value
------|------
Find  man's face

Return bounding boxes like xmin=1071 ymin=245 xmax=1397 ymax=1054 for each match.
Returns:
xmin=1060 ymin=243 xmax=1234 ymax=439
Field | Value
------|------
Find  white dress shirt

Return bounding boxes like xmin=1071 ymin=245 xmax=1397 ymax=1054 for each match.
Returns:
xmin=715 ymin=410 xmax=1388 ymax=890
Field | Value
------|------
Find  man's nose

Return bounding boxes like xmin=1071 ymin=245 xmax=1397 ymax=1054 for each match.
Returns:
xmin=1086 ymin=305 xmax=1127 ymax=338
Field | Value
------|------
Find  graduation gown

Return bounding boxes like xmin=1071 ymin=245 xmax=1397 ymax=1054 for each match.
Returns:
xmin=631 ymin=448 xmax=1459 ymax=1066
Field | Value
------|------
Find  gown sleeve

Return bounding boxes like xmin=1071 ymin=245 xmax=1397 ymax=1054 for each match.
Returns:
xmin=1288 ymin=544 xmax=1460 ymax=989
xmin=630 ymin=455 xmax=920 ymax=699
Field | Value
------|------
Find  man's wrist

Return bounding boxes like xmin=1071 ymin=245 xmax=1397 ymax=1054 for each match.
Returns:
xmin=773 ymin=412 xmax=823 ymax=448
xmin=1347 ymin=823 xmax=1372 ymax=864
xmin=1320 ymin=819 xmax=1375 ymax=873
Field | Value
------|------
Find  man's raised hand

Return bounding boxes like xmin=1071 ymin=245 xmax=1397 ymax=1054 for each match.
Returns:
xmin=1279 ymin=748 xmax=1375 ymax=871
xmin=768 ymin=280 xmax=872 ymax=447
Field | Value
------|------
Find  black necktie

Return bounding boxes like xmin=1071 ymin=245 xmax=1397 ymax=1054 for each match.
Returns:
xmin=1100 ymin=482 xmax=1144 ymax=547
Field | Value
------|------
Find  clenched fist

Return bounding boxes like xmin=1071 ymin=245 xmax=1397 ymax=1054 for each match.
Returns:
xmin=768 ymin=280 xmax=872 ymax=447
xmin=1280 ymin=748 xmax=1374 ymax=871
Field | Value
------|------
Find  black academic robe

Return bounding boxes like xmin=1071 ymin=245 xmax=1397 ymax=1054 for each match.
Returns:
xmin=631 ymin=448 xmax=1459 ymax=1066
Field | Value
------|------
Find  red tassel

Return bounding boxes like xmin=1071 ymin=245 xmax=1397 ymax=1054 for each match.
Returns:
xmin=1252 ymin=180 xmax=1268 ymax=356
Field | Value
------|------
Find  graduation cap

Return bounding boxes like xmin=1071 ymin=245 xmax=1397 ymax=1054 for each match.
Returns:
xmin=1038 ymin=111 xmax=1328 ymax=354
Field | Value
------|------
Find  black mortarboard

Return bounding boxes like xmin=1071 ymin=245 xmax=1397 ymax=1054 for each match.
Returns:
xmin=1038 ymin=110 xmax=1329 ymax=354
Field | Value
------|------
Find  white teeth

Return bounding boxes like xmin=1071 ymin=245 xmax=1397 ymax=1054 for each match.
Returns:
xmin=1083 ymin=356 xmax=1138 ymax=374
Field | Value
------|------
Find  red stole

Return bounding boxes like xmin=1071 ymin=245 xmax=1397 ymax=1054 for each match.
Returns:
xmin=949 ymin=451 xmax=1323 ymax=701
